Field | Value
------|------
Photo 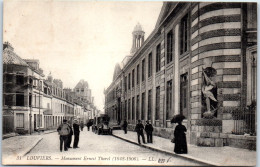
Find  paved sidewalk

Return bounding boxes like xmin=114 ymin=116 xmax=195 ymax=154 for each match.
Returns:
xmin=2 ymin=129 xmax=56 ymax=164
xmin=112 ymin=130 xmax=256 ymax=166
xmin=2 ymin=135 xmax=43 ymax=162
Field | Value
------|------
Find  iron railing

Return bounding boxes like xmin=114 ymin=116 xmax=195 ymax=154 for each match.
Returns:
xmin=233 ymin=104 xmax=256 ymax=135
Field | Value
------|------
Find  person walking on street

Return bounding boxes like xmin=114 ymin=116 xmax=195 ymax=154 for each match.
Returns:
xmin=135 ymin=120 xmax=146 ymax=144
xmin=73 ymin=119 xmax=80 ymax=148
xmin=86 ymin=121 xmax=92 ymax=131
xmin=122 ymin=120 xmax=128 ymax=134
xmin=66 ymin=120 xmax=73 ymax=148
xmin=145 ymin=120 xmax=153 ymax=143
xmin=57 ymin=119 xmax=71 ymax=152
xmin=172 ymin=114 xmax=187 ymax=154
xmin=80 ymin=121 xmax=84 ymax=131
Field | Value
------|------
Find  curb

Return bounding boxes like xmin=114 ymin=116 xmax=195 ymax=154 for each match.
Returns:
xmin=112 ymin=134 xmax=219 ymax=166
xmin=22 ymin=137 xmax=43 ymax=157
xmin=2 ymin=133 xmax=17 ymax=140
xmin=44 ymin=130 xmax=56 ymax=134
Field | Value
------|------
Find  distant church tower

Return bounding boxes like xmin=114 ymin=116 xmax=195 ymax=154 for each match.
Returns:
xmin=130 ymin=23 xmax=145 ymax=54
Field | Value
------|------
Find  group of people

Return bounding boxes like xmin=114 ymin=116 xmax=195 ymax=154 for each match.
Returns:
xmin=122 ymin=117 xmax=188 ymax=154
xmin=122 ymin=120 xmax=154 ymax=144
xmin=58 ymin=117 xmax=187 ymax=154
xmin=57 ymin=119 xmax=85 ymax=152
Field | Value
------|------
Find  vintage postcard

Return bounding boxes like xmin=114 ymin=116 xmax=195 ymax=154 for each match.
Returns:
xmin=2 ymin=0 xmax=257 ymax=166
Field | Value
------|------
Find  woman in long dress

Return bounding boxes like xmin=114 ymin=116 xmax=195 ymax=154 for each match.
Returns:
xmin=174 ymin=119 xmax=188 ymax=154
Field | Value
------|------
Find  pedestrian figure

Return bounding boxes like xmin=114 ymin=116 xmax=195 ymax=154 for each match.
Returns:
xmin=80 ymin=121 xmax=84 ymax=131
xmin=171 ymin=114 xmax=187 ymax=154
xmin=135 ymin=120 xmax=146 ymax=144
xmin=57 ymin=119 xmax=70 ymax=152
xmin=87 ymin=121 xmax=91 ymax=131
xmin=145 ymin=120 xmax=153 ymax=143
xmin=66 ymin=120 xmax=73 ymax=148
xmin=73 ymin=119 xmax=80 ymax=148
xmin=122 ymin=120 xmax=128 ymax=134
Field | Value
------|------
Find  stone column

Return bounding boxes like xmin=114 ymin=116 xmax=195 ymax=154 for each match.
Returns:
xmin=160 ymin=28 xmax=166 ymax=128
xmin=174 ymin=24 xmax=180 ymax=115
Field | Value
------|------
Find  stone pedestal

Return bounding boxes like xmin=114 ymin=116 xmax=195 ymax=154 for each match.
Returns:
xmin=194 ymin=119 xmax=223 ymax=147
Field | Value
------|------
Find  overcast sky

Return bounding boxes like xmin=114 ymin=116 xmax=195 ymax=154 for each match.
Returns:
xmin=3 ymin=0 xmax=163 ymax=111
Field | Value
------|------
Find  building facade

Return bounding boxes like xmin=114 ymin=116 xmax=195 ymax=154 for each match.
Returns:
xmin=105 ymin=2 xmax=257 ymax=149
xmin=3 ymin=42 xmax=98 ymax=134
xmin=3 ymin=42 xmax=45 ymax=134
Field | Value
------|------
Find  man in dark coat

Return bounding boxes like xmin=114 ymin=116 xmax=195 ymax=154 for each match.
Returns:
xmin=66 ymin=120 xmax=73 ymax=148
xmin=57 ymin=119 xmax=70 ymax=152
xmin=122 ymin=120 xmax=128 ymax=134
xmin=145 ymin=120 xmax=153 ymax=143
xmin=73 ymin=119 xmax=80 ymax=148
xmin=135 ymin=120 xmax=146 ymax=144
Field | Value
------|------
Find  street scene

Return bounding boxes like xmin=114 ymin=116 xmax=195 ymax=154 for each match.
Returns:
xmin=22 ymin=130 xmax=202 ymax=166
xmin=2 ymin=1 xmax=257 ymax=166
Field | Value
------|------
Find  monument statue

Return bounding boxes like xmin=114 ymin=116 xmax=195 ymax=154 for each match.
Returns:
xmin=201 ymin=67 xmax=218 ymax=118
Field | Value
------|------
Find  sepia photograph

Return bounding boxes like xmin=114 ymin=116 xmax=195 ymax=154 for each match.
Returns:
xmin=2 ymin=0 xmax=257 ymax=166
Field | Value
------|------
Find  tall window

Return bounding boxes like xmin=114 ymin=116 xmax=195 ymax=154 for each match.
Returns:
xmin=136 ymin=95 xmax=140 ymax=120
xmin=16 ymin=113 xmax=24 ymax=128
xmin=148 ymin=53 xmax=152 ymax=77
xmin=132 ymin=69 xmax=135 ymax=88
xmin=6 ymin=74 xmax=13 ymax=83
xmin=132 ymin=97 xmax=135 ymax=120
xmin=29 ymin=93 xmax=32 ymax=107
xmin=16 ymin=75 xmax=24 ymax=85
xmin=4 ymin=95 xmax=13 ymax=106
xmin=37 ymin=114 xmax=42 ymax=127
xmin=166 ymin=80 xmax=172 ymax=120
xmin=246 ymin=46 xmax=257 ymax=134
xmin=148 ymin=90 xmax=152 ymax=121
xmin=156 ymin=44 xmax=161 ymax=72
xmin=120 ymin=79 xmax=123 ymax=91
xmin=128 ymin=99 xmax=131 ymax=120
xmin=180 ymin=73 xmax=188 ymax=118
xmin=136 ymin=64 xmax=140 ymax=84
xmin=120 ymin=101 xmax=123 ymax=121
xmin=251 ymin=52 xmax=257 ymax=102
xmin=180 ymin=14 xmax=188 ymax=55
xmin=247 ymin=47 xmax=257 ymax=105
xmin=141 ymin=92 xmax=145 ymax=120
xmin=128 ymin=73 xmax=131 ymax=90
xmin=124 ymin=76 xmax=127 ymax=92
xmin=16 ymin=92 xmax=24 ymax=106
xmin=142 ymin=59 xmax=145 ymax=82
xmin=155 ymin=86 xmax=160 ymax=120
xmin=124 ymin=100 xmax=127 ymax=119
xmin=44 ymin=87 xmax=48 ymax=94
xmin=167 ymin=31 xmax=173 ymax=63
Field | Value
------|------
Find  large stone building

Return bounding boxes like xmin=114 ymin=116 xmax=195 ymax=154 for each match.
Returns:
xmin=104 ymin=2 xmax=257 ymax=149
